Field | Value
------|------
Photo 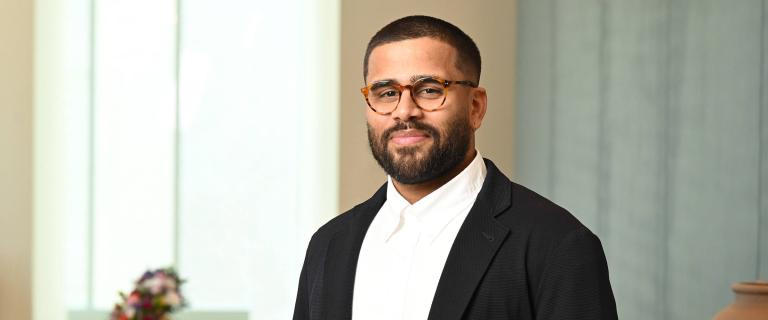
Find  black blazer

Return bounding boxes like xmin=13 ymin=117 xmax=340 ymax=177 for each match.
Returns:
xmin=293 ymin=159 xmax=618 ymax=320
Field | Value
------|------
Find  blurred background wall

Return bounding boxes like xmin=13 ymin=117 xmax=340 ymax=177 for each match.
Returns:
xmin=0 ymin=0 xmax=33 ymax=319
xmin=516 ymin=0 xmax=768 ymax=319
xmin=340 ymin=0 xmax=517 ymax=211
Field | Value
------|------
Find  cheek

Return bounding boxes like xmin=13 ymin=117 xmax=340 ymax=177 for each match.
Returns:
xmin=366 ymin=119 xmax=387 ymax=143
xmin=365 ymin=108 xmax=383 ymax=124
xmin=457 ymin=104 xmax=478 ymax=130
xmin=366 ymin=111 xmax=391 ymax=131
xmin=436 ymin=110 xmax=471 ymax=139
xmin=439 ymin=106 xmax=469 ymax=127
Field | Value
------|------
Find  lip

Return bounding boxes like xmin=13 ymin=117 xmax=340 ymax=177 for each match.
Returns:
xmin=389 ymin=129 xmax=430 ymax=146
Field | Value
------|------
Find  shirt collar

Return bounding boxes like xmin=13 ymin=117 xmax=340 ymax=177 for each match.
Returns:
xmin=381 ymin=151 xmax=487 ymax=243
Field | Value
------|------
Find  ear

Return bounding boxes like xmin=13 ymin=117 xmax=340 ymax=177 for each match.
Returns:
xmin=469 ymin=86 xmax=487 ymax=131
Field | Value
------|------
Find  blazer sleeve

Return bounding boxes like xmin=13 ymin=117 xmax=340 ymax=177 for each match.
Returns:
xmin=534 ymin=227 xmax=618 ymax=319
xmin=293 ymin=243 xmax=311 ymax=320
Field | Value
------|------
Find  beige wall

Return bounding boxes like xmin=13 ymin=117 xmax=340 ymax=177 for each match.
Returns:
xmin=340 ymin=1 xmax=517 ymax=210
xmin=0 ymin=0 xmax=33 ymax=318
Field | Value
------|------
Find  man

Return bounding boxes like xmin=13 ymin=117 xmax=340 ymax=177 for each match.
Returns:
xmin=293 ymin=15 xmax=617 ymax=320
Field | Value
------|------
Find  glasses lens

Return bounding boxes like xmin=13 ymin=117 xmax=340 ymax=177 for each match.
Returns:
xmin=412 ymin=78 xmax=446 ymax=110
xmin=368 ymin=83 xmax=400 ymax=113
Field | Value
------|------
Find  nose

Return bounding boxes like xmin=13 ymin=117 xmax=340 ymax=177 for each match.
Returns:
xmin=391 ymin=87 xmax=423 ymax=122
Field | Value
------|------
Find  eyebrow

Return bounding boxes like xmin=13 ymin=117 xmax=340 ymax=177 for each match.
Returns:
xmin=370 ymin=74 xmax=440 ymax=85
xmin=369 ymin=81 xmax=392 ymax=90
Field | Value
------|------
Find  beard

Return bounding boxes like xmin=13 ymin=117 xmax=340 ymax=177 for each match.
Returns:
xmin=367 ymin=114 xmax=472 ymax=185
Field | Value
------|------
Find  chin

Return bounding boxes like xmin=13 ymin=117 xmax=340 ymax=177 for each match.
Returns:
xmin=390 ymin=145 xmax=428 ymax=159
xmin=390 ymin=140 xmax=432 ymax=154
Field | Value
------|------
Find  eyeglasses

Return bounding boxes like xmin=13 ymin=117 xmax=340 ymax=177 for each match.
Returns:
xmin=360 ymin=76 xmax=477 ymax=115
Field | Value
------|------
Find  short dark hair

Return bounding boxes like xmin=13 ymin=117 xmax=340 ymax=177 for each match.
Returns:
xmin=363 ymin=15 xmax=482 ymax=84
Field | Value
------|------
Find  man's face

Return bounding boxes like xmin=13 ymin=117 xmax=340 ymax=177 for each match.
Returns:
xmin=365 ymin=37 xmax=485 ymax=185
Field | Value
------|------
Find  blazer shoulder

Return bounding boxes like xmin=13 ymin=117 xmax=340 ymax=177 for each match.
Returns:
xmin=309 ymin=183 xmax=386 ymax=247
xmin=302 ymin=204 xmax=364 ymax=272
xmin=310 ymin=205 xmax=359 ymax=244
xmin=504 ymin=182 xmax=592 ymax=239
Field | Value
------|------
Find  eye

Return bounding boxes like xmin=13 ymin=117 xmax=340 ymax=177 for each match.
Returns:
xmin=414 ymin=85 xmax=444 ymax=99
xmin=378 ymin=90 xmax=399 ymax=98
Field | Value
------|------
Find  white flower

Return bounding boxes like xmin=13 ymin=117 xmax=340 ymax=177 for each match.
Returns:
xmin=142 ymin=277 xmax=164 ymax=295
xmin=125 ymin=306 xmax=136 ymax=318
xmin=164 ymin=291 xmax=182 ymax=307
xmin=163 ymin=276 xmax=178 ymax=290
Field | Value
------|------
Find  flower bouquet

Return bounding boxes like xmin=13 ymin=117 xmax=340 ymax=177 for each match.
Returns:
xmin=110 ymin=267 xmax=187 ymax=320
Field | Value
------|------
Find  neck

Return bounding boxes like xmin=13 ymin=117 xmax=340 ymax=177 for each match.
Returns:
xmin=392 ymin=149 xmax=477 ymax=204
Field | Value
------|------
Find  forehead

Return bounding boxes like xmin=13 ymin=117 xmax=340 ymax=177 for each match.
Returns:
xmin=366 ymin=37 xmax=460 ymax=83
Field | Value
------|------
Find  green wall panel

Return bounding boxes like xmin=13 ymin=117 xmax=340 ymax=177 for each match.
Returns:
xmin=516 ymin=0 xmax=555 ymax=195
xmin=551 ymin=0 xmax=602 ymax=233
xmin=603 ymin=2 xmax=669 ymax=318
xmin=665 ymin=1 xmax=762 ymax=318
xmin=760 ymin=0 xmax=768 ymax=287
xmin=516 ymin=0 xmax=768 ymax=319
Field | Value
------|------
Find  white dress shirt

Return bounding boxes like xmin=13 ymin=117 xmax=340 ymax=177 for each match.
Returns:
xmin=352 ymin=152 xmax=487 ymax=320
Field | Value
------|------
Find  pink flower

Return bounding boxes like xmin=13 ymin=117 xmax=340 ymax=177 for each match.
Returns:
xmin=127 ymin=292 xmax=140 ymax=305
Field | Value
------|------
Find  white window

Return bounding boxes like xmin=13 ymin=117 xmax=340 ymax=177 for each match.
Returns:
xmin=36 ymin=0 xmax=339 ymax=319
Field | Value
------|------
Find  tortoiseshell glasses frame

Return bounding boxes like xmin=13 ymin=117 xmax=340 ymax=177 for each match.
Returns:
xmin=360 ymin=76 xmax=478 ymax=115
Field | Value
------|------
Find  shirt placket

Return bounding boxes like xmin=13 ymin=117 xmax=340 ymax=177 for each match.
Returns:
xmin=403 ymin=208 xmax=436 ymax=320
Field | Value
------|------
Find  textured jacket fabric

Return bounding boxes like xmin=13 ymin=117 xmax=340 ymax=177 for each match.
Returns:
xmin=293 ymin=159 xmax=618 ymax=320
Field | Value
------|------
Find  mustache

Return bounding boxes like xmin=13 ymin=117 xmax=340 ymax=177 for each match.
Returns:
xmin=381 ymin=121 xmax=440 ymax=144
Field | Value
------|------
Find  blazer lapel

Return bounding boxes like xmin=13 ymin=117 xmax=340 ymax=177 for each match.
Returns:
xmin=427 ymin=159 xmax=513 ymax=320
xmin=322 ymin=184 xmax=386 ymax=320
